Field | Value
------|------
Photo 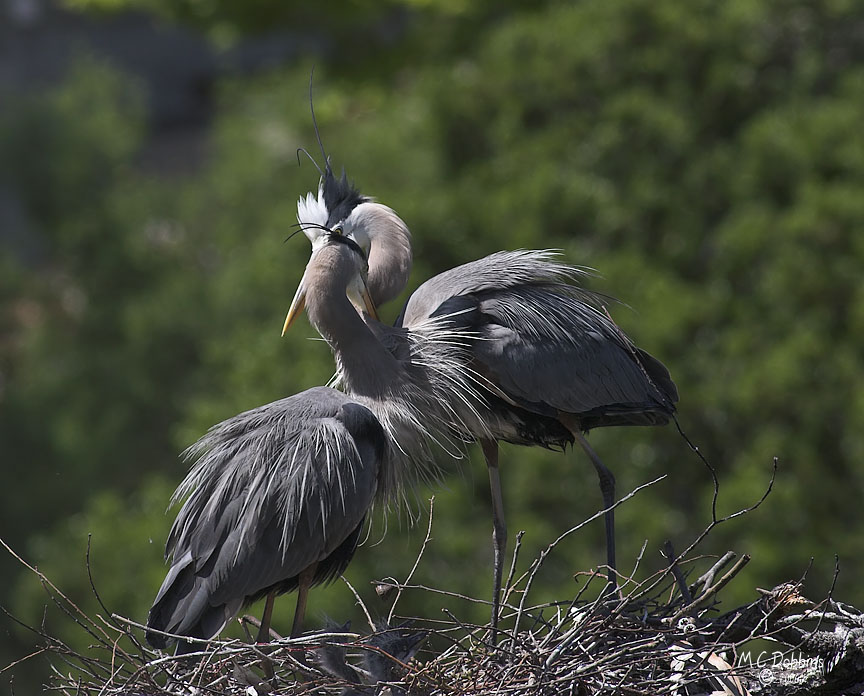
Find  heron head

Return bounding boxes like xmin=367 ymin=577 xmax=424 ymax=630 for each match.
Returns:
xmin=282 ymin=230 xmax=379 ymax=336
xmin=296 ymin=167 xmax=368 ymax=246
xmin=299 ymin=186 xmax=412 ymax=306
xmin=294 ymin=87 xmax=410 ymax=307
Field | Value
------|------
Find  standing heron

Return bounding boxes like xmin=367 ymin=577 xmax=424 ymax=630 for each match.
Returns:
xmin=285 ymin=158 xmax=678 ymax=629
xmin=146 ymin=254 xmax=392 ymax=651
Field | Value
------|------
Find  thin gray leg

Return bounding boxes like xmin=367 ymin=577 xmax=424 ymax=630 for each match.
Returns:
xmin=257 ymin=590 xmax=277 ymax=680
xmin=481 ymin=438 xmax=506 ymax=633
xmin=574 ymin=431 xmax=617 ymax=590
xmin=257 ymin=591 xmax=276 ymax=643
xmin=291 ymin=564 xmax=317 ymax=637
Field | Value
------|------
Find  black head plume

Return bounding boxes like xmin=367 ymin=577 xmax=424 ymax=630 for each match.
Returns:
xmin=294 ymin=68 xmax=327 ymax=177
xmin=310 ymin=65 xmax=330 ymax=177
xmin=323 ymin=167 xmax=364 ymax=230
xmin=296 ymin=146 xmax=323 ymax=176
xmin=303 ymin=68 xmax=366 ymax=230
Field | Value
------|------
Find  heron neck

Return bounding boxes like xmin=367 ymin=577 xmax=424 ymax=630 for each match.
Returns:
xmin=363 ymin=204 xmax=412 ymax=307
xmin=367 ymin=241 xmax=411 ymax=307
xmin=306 ymin=291 xmax=402 ymax=400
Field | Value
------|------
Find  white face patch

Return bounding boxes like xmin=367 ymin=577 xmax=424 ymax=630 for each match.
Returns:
xmin=296 ymin=182 xmax=329 ymax=243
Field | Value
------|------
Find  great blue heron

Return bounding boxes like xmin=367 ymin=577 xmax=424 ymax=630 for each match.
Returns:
xmin=145 ymin=379 xmax=387 ymax=643
xmin=285 ymin=160 xmax=678 ymax=629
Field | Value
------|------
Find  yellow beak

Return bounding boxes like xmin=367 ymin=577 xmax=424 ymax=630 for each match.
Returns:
xmin=349 ymin=272 xmax=379 ymax=322
xmin=281 ymin=273 xmax=307 ymax=336
xmin=281 ymin=263 xmax=379 ymax=336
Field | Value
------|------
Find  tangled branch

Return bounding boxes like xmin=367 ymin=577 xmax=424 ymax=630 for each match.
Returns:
xmin=3 ymin=459 xmax=862 ymax=695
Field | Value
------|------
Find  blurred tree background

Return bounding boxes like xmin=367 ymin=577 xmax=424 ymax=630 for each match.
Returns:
xmin=3 ymin=0 xmax=864 ymax=690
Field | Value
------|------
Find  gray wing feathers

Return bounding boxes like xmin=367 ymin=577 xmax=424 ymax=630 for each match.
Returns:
xmin=473 ymin=289 xmax=675 ymax=414
xmin=149 ymin=387 xmax=382 ymax=643
xmin=399 ymin=249 xmax=677 ymax=423
xmin=401 ymin=249 xmax=593 ymax=327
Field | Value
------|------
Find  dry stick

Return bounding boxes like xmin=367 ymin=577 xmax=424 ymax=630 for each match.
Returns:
xmin=749 ymin=566 xmax=838 ymax=663
xmin=808 ymin=554 xmax=841 ymax=638
xmin=534 ymin=559 xmax=660 ymax=650
xmin=540 ymin=538 xmax=648 ymax=651
xmin=500 ymin=530 xmax=525 ymax=612
xmin=421 ymin=622 xmax=474 ymax=657
xmin=84 ymin=564 xmax=160 ymax=693
xmin=387 ymin=583 xmax=491 ymax=607
xmin=534 ymin=566 xmax=609 ymax=654
xmin=0 ymin=536 xmax=115 ymax=651
xmin=341 ymin=576 xmax=375 ymax=631
xmin=440 ymin=608 xmax=488 ymax=654
xmin=450 ymin=610 xmax=511 ymax=658
xmin=0 ymin=648 xmax=50 ymax=676
xmin=85 ymin=535 xmax=142 ymax=660
xmin=114 ymin=616 xmax=218 ymax=654
xmin=111 ymin=654 xmax=163 ymax=696
xmin=545 ymin=589 xmax=627 ymax=663
xmin=116 ymin=614 xmax=316 ymax=690
xmin=94 ymin=658 xmax=126 ymax=696
xmin=510 ymin=476 xmax=666 ymax=641
xmin=661 ymin=540 xmax=692 ymax=605
xmin=777 ymin=609 xmax=864 ymax=628
xmin=546 ymin=571 xmax=730 ymax=694
xmin=190 ymin=635 xmax=229 ymax=688
xmin=689 ymin=551 xmax=736 ymax=597
xmin=673 ymin=416 xmax=721 ymax=523
xmin=104 ymin=639 xmax=125 ymax=694
xmin=625 ymin=457 xmax=777 ymax=612
xmin=1 ymin=604 xmax=112 ymax=683
xmin=105 ymin=638 xmax=179 ymax=691
xmin=672 ymin=555 xmax=751 ymax=622
xmin=96 ymin=617 xmax=163 ymax=686
xmin=623 ymin=539 xmax=650 ymax=590
xmin=44 ymin=644 xmax=108 ymax=684
xmin=387 ymin=497 xmax=435 ymax=625
xmin=729 ymin=563 xmax=814 ymax=648
xmin=696 ymin=582 xmax=823 ymax=693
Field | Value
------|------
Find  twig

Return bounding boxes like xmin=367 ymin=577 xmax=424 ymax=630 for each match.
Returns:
xmin=662 ymin=540 xmax=691 ymax=605
xmin=0 ymin=648 xmax=50 ymax=675
xmin=511 ymin=475 xmax=666 ymax=639
xmin=342 ymin=576 xmax=375 ymax=631
xmin=672 ymin=554 xmax=751 ymax=622
xmin=690 ymin=551 xmax=736 ymax=597
xmin=388 ymin=497 xmax=435 ymax=625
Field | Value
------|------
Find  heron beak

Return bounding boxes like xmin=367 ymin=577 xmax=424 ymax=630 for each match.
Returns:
xmin=361 ymin=280 xmax=379 ymax=322
xmin=281 ymin=274 xmax=307 ymax=336
xmin=348 ymin=273 xmax=379 ymax=322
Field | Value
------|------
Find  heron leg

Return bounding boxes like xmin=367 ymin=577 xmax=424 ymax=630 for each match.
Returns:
xmin=256 ymin=590 xmax=277 ymax=643
xmin=291 ymin=564 xmax=318 ymax=638
xmin=573 ymin=430 xmax=617 ymax=591
xmin=481 ymin=438 xmax=506 ymax=634
xmin=254 ymin=591 xmax=278 ymax=681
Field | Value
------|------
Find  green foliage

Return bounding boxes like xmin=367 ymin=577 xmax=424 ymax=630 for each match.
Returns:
xmin=11 ymin=477 xmax=174 ymax=643
xmin=4 ymin=0 xmax=864 ymax=690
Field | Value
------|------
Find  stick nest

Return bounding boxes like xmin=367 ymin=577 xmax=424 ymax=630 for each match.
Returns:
xmin=5 ymin=462 xmax=864 ymax=695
